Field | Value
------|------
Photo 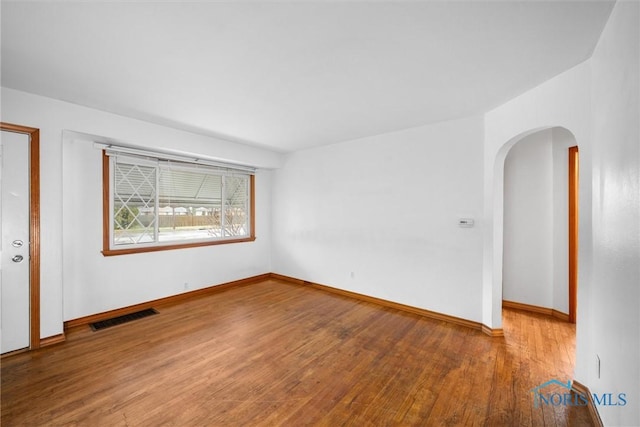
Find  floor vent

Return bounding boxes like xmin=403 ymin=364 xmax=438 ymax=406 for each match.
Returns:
xmin=90 ymin=308 xmax=158 ymax=331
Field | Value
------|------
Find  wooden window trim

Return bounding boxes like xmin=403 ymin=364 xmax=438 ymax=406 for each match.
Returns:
xmin=101 ymin=151 xmax=255 ymax=256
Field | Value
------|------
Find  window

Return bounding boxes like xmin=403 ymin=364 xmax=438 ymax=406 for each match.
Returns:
xmin=102 ymin=148 xmax=255 ymax=256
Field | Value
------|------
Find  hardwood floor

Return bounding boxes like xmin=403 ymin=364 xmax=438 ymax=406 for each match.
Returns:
xmin=1 ymin=279 xmax=593 ymax=426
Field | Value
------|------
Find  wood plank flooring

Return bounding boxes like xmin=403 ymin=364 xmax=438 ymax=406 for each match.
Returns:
xmin=1 ymin=279 xmax=593 ymax=426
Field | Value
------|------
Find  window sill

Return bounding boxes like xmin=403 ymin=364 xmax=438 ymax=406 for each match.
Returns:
xmin=101 ymin=236 xmax=256 ymax=256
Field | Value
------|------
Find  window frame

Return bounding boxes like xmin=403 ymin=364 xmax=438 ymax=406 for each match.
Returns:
xmin=102 ymin=150 xmax=255 ymax=256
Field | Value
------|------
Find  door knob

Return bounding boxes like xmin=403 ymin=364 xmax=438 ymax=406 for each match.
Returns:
xmin=12 ymin=255 xmax=24 ymax=263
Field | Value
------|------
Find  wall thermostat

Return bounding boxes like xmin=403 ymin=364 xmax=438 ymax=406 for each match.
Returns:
xmin=458 ymin=218 xmax=474 ymax=228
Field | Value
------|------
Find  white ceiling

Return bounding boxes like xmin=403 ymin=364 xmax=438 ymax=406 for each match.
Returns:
xmin=1 ymin=1 xmax=614 ymax=152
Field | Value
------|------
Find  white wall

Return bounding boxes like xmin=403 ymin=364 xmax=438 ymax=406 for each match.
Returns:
xmin=1 ymin=88 xmax=283 ymax=336
xmin=503 ymin=130 xmax=554 ymax=308
xmin=485 ymin=1 xmax=639 ymax=423
xmin=271 ymin=115 xmax=484 ymax=322
xmin=589 ymin=1 xmax=640 ymax=424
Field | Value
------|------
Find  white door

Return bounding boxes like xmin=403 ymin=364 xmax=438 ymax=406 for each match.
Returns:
xmin=0 ymin=130 xmax=30 ymax=354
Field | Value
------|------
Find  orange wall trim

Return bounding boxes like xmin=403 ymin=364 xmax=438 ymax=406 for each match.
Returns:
xmin=1 ymin=348 xmax=30 ymax=359
xmin=481 ymin=325 xmax=505 ymax=337
xmin=572 ymin=380 xmax=604 ymax=427
xmin=64 ymin=273 xmax=271 ymax=329
xmin=64 ymin=272 xmax=501 ymax=338
xmin=552 ymin=310 xmax=570 ymax=322
xmin=503 ymin=300 xmax=569 ymax=322
xmin=270 ymin=273 xmax=499 ymax=336
xmin=40 ymin=333 xmax=66 ymax=348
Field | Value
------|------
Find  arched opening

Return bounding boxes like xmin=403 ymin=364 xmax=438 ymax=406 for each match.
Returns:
xmin=501 ymin=127 xmax=578 ymax=322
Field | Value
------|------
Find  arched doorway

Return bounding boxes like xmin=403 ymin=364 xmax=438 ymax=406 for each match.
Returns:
xmin=501 ymin=127 xmax=578 ymax=322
